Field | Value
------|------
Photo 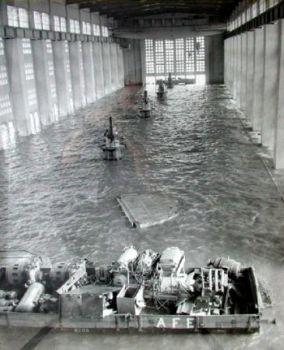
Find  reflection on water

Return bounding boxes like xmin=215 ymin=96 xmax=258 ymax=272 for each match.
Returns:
xmin=0 ymin=85 xmax=284 ymax=349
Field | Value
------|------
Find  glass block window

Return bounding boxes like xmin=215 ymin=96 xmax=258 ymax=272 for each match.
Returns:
xmin=144 ymin=36 xmax=205 ymax=80
xmin=145 ymin=39 xmax=154 ymax=74
xmin=155 ymin=40 xmax=164 ymax=74
xmin=82 ymin=21 xmax=91 ymax=35
xmin=61 ymin=17 xmax=66 ymax=32
xmin=186 ymin=38 xmax=195 ymax=73
xmin=195 ymin=37 xmax=205 ymax=72
xmin=18 ymin=8 xmax=29 ymax=28
xmin=42 ymin=13 xmax=50 ymax=30
xmin=53 ymin=16 xmax=60 ymax=31
xmin=102 ymin=26 xmax=109 ymax=37
xmin=7 ymin=6 xmax=18 ymax=27
xmin=8 ymin=6 xmax=29 ymax=28
xmin=93 ymin=24 xmax=101 ymax=36
xmin=33 ymin=11 xmax=42 ymax=30
xmin=165 ymin=40 xmax=174 ymax=74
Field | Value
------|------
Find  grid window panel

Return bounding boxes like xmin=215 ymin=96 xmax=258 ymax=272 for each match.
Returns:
xmin=69 ymin=19 xmax=75 ymax=33
xmin=19 ymin=8 xmax=29 ymax=28
xmin=42 ymin=13 xmax=50 ymax=30
xmin=144 ymin=36 xmax=205 ymax=77
xmin=145 ymin=39 xmax=154 ymax=74
xmin=53 ymin=16 xmax=60 ymax=31
xmin=7 ymin=6 xmax=19 ymax=27
xmin=61 ymin=17 xmax=66 ymax=32
xmin=102 ymin=26 xmax=109 ymax=37
xmin=82 ymin=21 xmax=91 ymax=35
xmin=93 ymin=24 xmax=100 ymax=36
xmin=34 ymin=11 xmax=42 ymax=30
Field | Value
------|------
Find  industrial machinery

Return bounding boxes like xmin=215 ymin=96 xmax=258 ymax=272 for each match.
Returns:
xmin=101 ymin=117 xmax=124 ymax=160
xmin=167 ymin=73 xmax=174 ymax=89
xmin=0 ymin=247 xmax=270 ymax=333
xmin=141 ymin=90 xmax=151 ymax=118
xmin=156 ymin=81 xmax=167 ymax=99
xmin=160 ymin=73 xmax=196 ymax=88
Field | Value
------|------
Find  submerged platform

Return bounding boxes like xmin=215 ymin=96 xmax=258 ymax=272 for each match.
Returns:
xmin=117 ymin=193 xmax=178 ymax=228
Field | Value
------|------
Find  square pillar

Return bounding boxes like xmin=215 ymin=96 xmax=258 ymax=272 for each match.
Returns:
xmin=69 ymin=41 xmax=86 ymax=110
xmin=93 ymin=41 xmax=105 ymax=99
xmin=0 ymin=37 xmax=16 ymax=150
xmin=262 ymin=21 xmax=280 ymax=151
xmin=110 ymin=42 xmax=119 ymax=91
xmin=117 ymin=44 xmax=124 ymax=88
xmin=246 ymin=31 xmax=255 ymax=121
xmin=274 ymin=19 xmax=284 ymax=169
xmin=52 ymin=40 xmax=74 ymax=117
xmin=6 ymin=38 xmax=40 ymax=136
xmin=252 ymin=26 xmax=265 ymax=131
xmin=102 ymin=41 xmax=111 ymax=94
xmin=240 ymin=33 xmax=247 ymax=111
xmin=82 ymin=42 xmax=96 ymax=103
xmin=32 ymin=39 xmax=59 ymax=126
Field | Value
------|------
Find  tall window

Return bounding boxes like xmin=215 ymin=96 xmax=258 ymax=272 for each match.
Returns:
xmin=33 ymin=11 xmax=50 ymax=30
xmin=7 ymin=6 xmax=29 ymax=28
xmin=93 ymin=24 xmax=101 ymax=36
xmin=82 ymin=21 xmax=91 ymax=35
xmin=145 ymin=37 xmax=205 ymax=82
xmin=102 ymin=26 xmax=109 ymax=37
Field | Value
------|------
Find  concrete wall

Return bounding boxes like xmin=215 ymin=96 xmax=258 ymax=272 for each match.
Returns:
xmin=205 ymin=34 xmax=224 ymax=84
xmin=123 ymin=39 xmax=142 ymax=85
xmin=0 ymin=1 xmax=127 ymax=151
xmin=225 ymin=19 xmax=283 ymax=169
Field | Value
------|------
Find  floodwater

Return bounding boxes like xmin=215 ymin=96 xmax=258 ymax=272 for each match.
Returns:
xmin=0 ymin=85 xmax=284 ymax=350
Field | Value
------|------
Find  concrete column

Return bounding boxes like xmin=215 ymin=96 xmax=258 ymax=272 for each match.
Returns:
xmin=262 ymin=21 xmax=280 ymax=151
xmin=123 ymin=39 xmax=142 ymax=85
xmin=93 ymin=41 xmax=105 ymax=98
xmin=117 ymin=44 xmax=124 ymax=88
xmin=134 ymin=40 xmax=142 ymax=84
xmin=6 ymin=38 xmax=40 ymax=136
xmin=0 ymin=37 xmax=16 ymax=150
xmin=52 ymin=41 xmax=74 ymax=117
xmin=225 ymin=38 xmax=233 ymax=91
xmin=235 ymin=35 xmax=242 ymax=106
xmin=110 ymin=42 xmax=119 ymax=91
xmin=246 ymin=31 xmax=255 ymax=121
xmin=274 ymin=19 xmax=284 ymax=168
xmin=252 ymin=26 xmax=265 ymax=131
xmin=232 ymin=36 xmax=238 ymax=100
xmin=69 ymin=41 xmax=86 ymax=110
xmin=205 ymin=34 xmax=224 ymax=84
xmin=82 ymin=42 xmax=96 ymax=103
xmin=240 ymin=33 xmax=247 ymax=110
xmin=32 ymin=39 xmax=59 ymax=126
xmin=102 ymin=42 xmax=111 ymax=94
